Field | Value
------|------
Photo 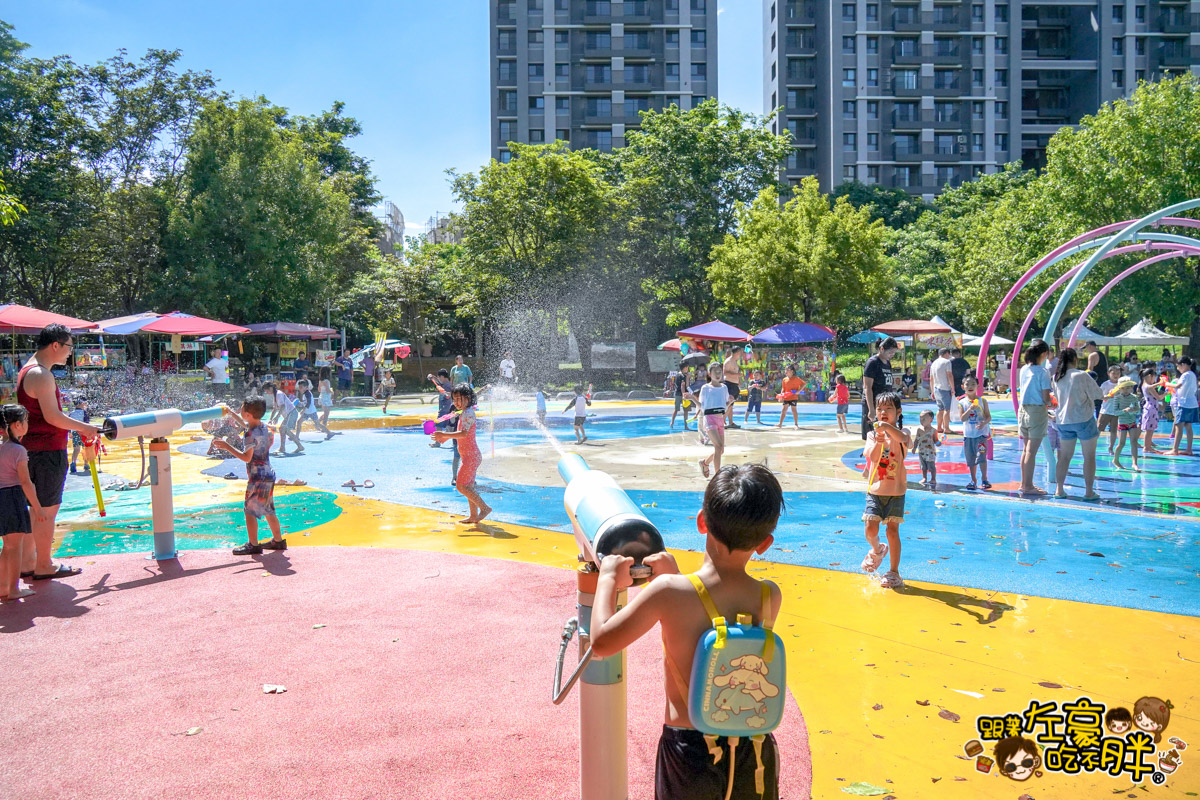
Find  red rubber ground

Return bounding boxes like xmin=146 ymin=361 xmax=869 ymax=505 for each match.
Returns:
xmin=0 ymin=548 xmax=812 ymax=799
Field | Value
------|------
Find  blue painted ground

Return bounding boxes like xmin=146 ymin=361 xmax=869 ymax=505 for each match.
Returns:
xmin=189 ymin=410 xmax=1200 ymax=617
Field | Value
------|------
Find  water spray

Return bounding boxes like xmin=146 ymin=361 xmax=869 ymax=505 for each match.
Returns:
xmin=101 ymin=406 xmax=224 ymax=560
xmin=551 ymin=452 xmax=665 ymax=800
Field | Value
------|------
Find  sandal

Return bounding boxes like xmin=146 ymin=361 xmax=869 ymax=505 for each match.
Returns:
xmin=698 ymin=460 xmax=710 ymax=478
xmin=981 ymin=481 xmax=992 ymax=490
xmin=223 ymin=472 xmax=238 ymax=480
xmin=362 ymin=480 xmax=375 ymax=489
xmin=879 ymin=570 xmax=905 ymax=589
xmin=32 ymin=564 xmax=82 ymax=580
xmin=861 ymin=543 xmax=888 ymax=573
xmin=965 ymin=482 xmax=977 ymax=490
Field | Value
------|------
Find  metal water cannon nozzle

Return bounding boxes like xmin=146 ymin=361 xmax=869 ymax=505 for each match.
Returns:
xmin=101 ymin=406 xmax=225 ymax=441
xmin=557 ymin=452 xmax=665 ymax=582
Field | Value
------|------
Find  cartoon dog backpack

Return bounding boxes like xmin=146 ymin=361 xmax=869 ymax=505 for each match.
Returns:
xmin=666 ymin=574 xmax=786 ymax=799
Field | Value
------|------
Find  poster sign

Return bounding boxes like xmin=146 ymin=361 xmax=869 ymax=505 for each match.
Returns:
xmin=314 ymin=349 xmax=336 ymax=366
xmin=591 ymin=342 xmax=637 ymax=370
xmin=914 ymin=332 xmax=962 ymax=350
xmin=647 ymin=350 xmax=680 ymax=374
xmin=279 ymin=341 xmax=306 ymax=360
xmin=179 ymin=341 xmax=202 ymax=352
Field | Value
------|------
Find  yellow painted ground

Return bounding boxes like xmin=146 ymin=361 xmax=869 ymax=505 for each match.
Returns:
xmin=73 ymin=424 xmax=1200 ymax=799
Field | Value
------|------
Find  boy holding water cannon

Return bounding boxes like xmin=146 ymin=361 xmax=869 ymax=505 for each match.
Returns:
xmin=213 ymin=398 xmax=286 ymax=555
xmin=590 ymin=463 xmax=785 ymax=799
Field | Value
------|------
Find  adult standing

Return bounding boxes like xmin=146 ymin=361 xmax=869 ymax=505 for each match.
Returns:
xmin=1017 ymin=339 xmax=1053 ymax=496
xmin=450 ymin=354 xmax=473 ymax=387
xmin=1051 ymin=348 xmax=1103 ymax=500
xmin=292 ymin=351 xmax=311 ymax=375
xmin=335 ymin=350 xmax=353 ymax=392
xmin=18 ymin=325 xmax=100 ymax=581
xmin=929 ymin=348 xmax=954 ymax=434
xmin=205 ymin=349 xmax=231 ymax=399
xmin=499 ymin=351 xmax=517 ymax=385
xmin=1085 ymin=351 xmax=1104 ymax=417
xmin=861 ymin=338 xmax=898 ymax=440
xmin=1084 ymin=341 xmax=1108 ymax=378
xmin=362 ymin=351 xmax=376 ymax=398
xmin=949 ymin=348 xmax=970 ymax=397
xmin=722 ymin=346 xmax=742 ymax=428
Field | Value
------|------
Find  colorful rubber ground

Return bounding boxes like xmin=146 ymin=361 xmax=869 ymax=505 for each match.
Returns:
xmin=4 ymin=396 xmax=1199 ymax=798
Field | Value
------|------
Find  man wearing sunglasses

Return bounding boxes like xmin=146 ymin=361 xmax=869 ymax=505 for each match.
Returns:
xmin=17 ymin=324 xmax=100 ymax=581
xmin=994 ymin=736 xmax=1041 ymax=782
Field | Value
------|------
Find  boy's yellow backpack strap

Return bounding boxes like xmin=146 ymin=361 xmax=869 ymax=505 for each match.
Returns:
xmin=760 ymin=582 xmax=776 ymax=662
xmin=687 ymin=573 xmax=727 ymax=649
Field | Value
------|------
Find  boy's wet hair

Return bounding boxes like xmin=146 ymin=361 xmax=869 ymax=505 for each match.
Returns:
xmin=575 ymin=383 xmax=585 ymax=394
xmin=452 ymin=384 xmax=477 ymax=407
xmin=836 ymin=374 xmax=846 ymax=384
xmin=241 ymin=397 xmax=267 ymax=419
xmin=36 ymin=324 xmax=72 ymax=349
xmin=963 ymin=374 xmax=978 ymax=387
xmin=702 ymin=463 xmax=785 ymax=552
xmin=1108 ymin=365 xmax=1123 ymax=375
xmin=437 ymin=368 xmax=450 ymax=379
xmin=875 ymin=391 xmax=904 ymax=427
xmin=919 ymin=409 xmax=934 ymax=421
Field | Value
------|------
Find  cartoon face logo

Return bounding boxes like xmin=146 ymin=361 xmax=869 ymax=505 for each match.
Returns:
xmin=1105 ymin=706 xmax=1133 ymax=735
xmin=994 ymin=736 xmax=1041 ymax=782
xmin=1133 ymin=696 xmax=1173 ymax=743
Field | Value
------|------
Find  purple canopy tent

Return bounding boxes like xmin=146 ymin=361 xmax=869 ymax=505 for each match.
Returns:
xmin=751 ymin=322 xmax=836 ymax=345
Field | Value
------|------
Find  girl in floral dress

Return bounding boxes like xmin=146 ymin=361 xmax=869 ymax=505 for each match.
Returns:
xmin=431 ymin=385 xmax=492 ymax=524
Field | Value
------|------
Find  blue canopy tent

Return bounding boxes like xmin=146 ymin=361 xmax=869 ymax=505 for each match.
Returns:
xmin=848 ymin=330 xmax=888 ymax=344
xmin=752 ymin=322 xmax=836 ymax=345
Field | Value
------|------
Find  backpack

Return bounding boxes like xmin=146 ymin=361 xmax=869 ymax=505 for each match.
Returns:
xmin=666 ymin=574 xmax=786 ymax=800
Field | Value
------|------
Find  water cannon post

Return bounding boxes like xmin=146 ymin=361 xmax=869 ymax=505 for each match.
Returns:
xmin=102 ymin=406 xmax=224 ymax=560
xmin=551 ymin=453 xmax=666 ymax=800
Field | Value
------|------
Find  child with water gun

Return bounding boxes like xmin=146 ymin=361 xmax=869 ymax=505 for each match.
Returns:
xmin=1109 ymin=376 xmax=1142 ymax=471
xmin=958 ymin=375 xmax=992 ymax=490
xmin=1166 ymin=356 xmax=1198 ymax=456
xmin=860 ymin=392 xmax=910 ymax=589
xmin=1139 ymin=367 xmax=1167 ymax=454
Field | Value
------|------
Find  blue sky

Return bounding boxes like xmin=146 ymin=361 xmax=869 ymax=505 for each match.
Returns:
xmin=6 ymin=0 xmax=763 ymax=237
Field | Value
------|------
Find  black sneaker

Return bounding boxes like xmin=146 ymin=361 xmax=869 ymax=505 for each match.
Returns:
xmin=233 ymin=542 xmax=263 ymax=556
xmin=262 ymin=539 xmax=287 ymax=551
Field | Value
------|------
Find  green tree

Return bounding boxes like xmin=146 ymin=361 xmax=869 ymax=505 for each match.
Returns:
xmin=708 ymin=178 xmax=887 ymax=327
xmin=0 ymin=177 xmax=24 ymax=226
xmin=831 ymin=180 xmax=929 ymax=228
xmin=616 ymin=101 xmax=791 ymax=326
xmin=162 ymin=97 xmax=363 ymax=322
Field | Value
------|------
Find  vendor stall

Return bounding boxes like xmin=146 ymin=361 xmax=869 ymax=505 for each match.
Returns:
xmin=751 ymin=322 xmax=837 ymax=400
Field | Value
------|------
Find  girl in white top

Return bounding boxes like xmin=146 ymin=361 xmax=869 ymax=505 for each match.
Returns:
xmin=697 ymin=363 xmax=729 ymax=479
xmin=318 ymin=367 xmax=334 ymax=431
xmin=1051 ymin=348 xmax=1103 ymax=500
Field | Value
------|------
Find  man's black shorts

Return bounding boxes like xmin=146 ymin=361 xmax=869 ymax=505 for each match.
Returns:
xmin=28 ymin=449 xmax=68 ymax=508
xmin=656 ymin=726 xmax=778 ymax=800
xmin=722 ymin=380 xmax=741 ymax=402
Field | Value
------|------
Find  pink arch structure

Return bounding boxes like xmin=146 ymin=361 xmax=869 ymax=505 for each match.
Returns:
xmin=971 ymin=211 xmax=1200 ymax=412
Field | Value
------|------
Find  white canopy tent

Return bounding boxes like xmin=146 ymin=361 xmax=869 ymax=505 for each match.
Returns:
xmin=1111 ymin=319 xmax=1189 ymax=348
xmin=962 ymin=332 xmax=1015 ymax=347
xmin=1061 ymin=319 xmax=1124 ymax=347
xmin=929 ymin=315 xmax=963 ymax=335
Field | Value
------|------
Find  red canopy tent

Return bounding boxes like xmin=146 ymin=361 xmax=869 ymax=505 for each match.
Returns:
xmin=676 ymin=320 xmax=751 ymax=342
xmin=0 ymin=304 xmax=96 ymax=335
xmin=870 ymin=319 xmax=951 ymax=335
xmin=139 ymin=312 xmax=250 ymax=336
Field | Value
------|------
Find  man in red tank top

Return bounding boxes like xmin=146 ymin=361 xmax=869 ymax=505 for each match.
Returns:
xmin=17 ymin=324 xmax=99 ymax=582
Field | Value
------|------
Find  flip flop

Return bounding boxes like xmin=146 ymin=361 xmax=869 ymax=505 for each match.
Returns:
xmin=33 ymin=564 xmax=82 ymax=580
xmin=19 ymin=571 xmax=33 ymax=579
xmin=1081 ymin=494 xmax=1102 ymax=502
xmin=223 ymin=472 xmax=238 ymax=480
xmin=362 ymin=480 xmax=375 ymax=489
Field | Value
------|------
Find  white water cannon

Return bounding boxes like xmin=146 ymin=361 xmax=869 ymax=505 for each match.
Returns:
xmin=552 ymin=453 xmax=666 ymax=800
xmin=101 ymin=406 xmax=225 ymax=560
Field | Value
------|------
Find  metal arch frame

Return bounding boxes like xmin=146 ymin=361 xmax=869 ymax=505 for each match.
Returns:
xmin=974 ymin=214 xmax=1200 ymax=386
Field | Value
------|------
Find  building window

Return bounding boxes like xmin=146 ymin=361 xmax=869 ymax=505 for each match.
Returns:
xmin=934 ymin=38 xmax=957 ymax=56
xmin=498 ymin=30 xmax=516 ymax=51
xmin=499 ymin=121 xmax=515 ymax=141
xmin=665 ymin=95 xmax=681 ymax=107
xmin=844 ymin=132 xmax=857 ymax=150
xmin=972 ymin=100 xmax=984 ymax=120
xmin=972 ymin=165 xmax=984 ymax=177
xmin=867 ymin=165 xmax=880 ymax=184
xmin=933 ymin=5 xmax=957 ymax=24
xmin=625 ymin=31 xmax=649 ymax=48
xmin=972 ymin=133 xmax=984 ymax=152
xmin=844 ymin=100 xmax=856 ymax=118
xmin=895 ymin=101 xmax=918 ymax=121
xmin=971 ymin=4 xmax=983 ymax=21
xmin=994 ymin=4 xmax=1007 ymax=21
xmin=529 ymin=96 xmax=545 ymax=110
xmin=691 ymin=30 xmax=707 ymax=45
xmin=867 ymin=132 xmax=879 ymax=150
xmin=842 ymin=3 xmax=855 ymax=20
xmin=586 ymin=97 xmax=612 ymax=115
xmin=770 ymin=1 xmax=775 ymax=20
xmin=499 ymin=151 xmax=513 ymax=163
xmin=995 ymin=101 xmax=1007 ymax=118
xmin=843 ymin=36 xmax=856 ymax=54
xmin=1135 ymin=38 xmax=1145 ymax=55
xmin=499 ymin=90 xmax=517 ymax=112
xmin=896 ymin=69 xmax=918 ymax=89
xmin=896 ymin=38 xmax=917 ymax=57
xmin=972 ymin=68 xmax=984 ymax=87
xmin=895 ymin=166 xmax=917 ymax=187
xmin=586 ymin=32 xmax=611 ymax=48
xmin=529 ymin=0 xmax=543 ymax=11
xmin=498 ymin=0 xmax=516 ymax=20
xmin=556 ymin=128 xmax=570 ymax=141
xmin=843 ymin=68 xmax=856 ymax=87
xmin=666 ymin=0 xmax=679 ymax=9
xmin=1112 ymin=70 xmax=1125 ymax=89
xmin=556 ymin=97 xmax=570 ymax=111
xmin=626 ymin=64 xmax=651 ymax=83
xmin=996 ymin=69 xmax=1007 ymax=87
xmin=590 ymin=130 xmax=612 ymax=151
xmin=529 ymin=30 xmax=544 ymax=44
xmin=844 ymin=165 xmax=857 ymax=180
xmin=1135 ymin=69 xmax=1145 ymax=83
xmin=867 ymin=101 xmax=879 ymax=118
xmin=498 ymin=60 xmax=517 ymax=82
xmin=585 ymin=0 xmax=611 ymax=14
xmin=667 ymin=31 xmax=680 ymax=45
xmin=771 ymin=32 xmax=776 ymax=51
xmin=936 ymin=166 xmax=956 ymax=186
xmin=585 ymin=65 xmax=611 ymax=82
xmin=934 ymin=69 xmax=957 ymax=89
xmin=972 ymin=37 xmax=984 ymax=55
xmin=866 ymin=4 xmax=878 ymax=21
xmin=626 ymin=96 xmax=651 ymax=117
xmin=1113 ymin=38 xmax=1124 ymax=56
xmin=866 ymin=37 xmax=878 ymax=54
xmin=555 ymin=0 xmax=568 ymax=8
xmin=555 ymin=30 xmax=569 ymax=44
xmin=691 ymin=63 xmax=707 ymax=80
xmin=1134 ymin=5 xmax=1144 ymax=22
xmin=771 ymin=62 xmax=776 ymax=79
xmin=694 ymin=94 xmax=708 ymax=104
xmin=667 ymin=63 xmax=680 ymax=78
xmin=555 ymin=63 xmax=569 ymax=78
xmin=996 ymin=37 xmax=1008 ymax=54
xmin=1112 ymin=6 xmax=1124 ymax=23
xmin=935 ymin=133 xmax=955 ymax=155
xmin=690 ymin=0 xmax=706 ymax=12
xmin=867 ymin=68 xmax=879 ymax=87
xmin=935 ymin=101 xmax=957 ymax=121
xmin=995 ymin=133 xmax=1008 ymax=151
xmin=530 ymin=128 xmax=545 ymax=142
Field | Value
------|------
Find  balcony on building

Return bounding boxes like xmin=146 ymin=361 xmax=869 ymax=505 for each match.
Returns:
xmin=931 ymin=4 xmax=960 ymax=30
xmin=1156 ymin=38 xmax=1192 ymax=68
xmin=497 ymin=1 xmax=517 ymax=23
xmin=1157 ymin=5 xmax=1194 ymax=33
xmin=893 ymin=138 xmax=923 ymax=160
xmin=932 ymin=38 xmax=962 ymax=64
xmin=1021 ymin=87 xmax=1070 ymax=124
xmin=784 ymin=0 xmax=818 ymax=24
xmin=892 ymin=6 xmax=923 ymax=31
xmin=892 ymin=39 xmax=922 ymax=64
xmin=785 ymin=30 xmax=818 ymax=56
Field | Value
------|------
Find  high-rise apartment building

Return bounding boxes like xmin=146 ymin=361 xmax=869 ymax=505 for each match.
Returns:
xmin=491 ymin=0 xmax=719 ymax=162
xmin=765 ymin=0 xmax=1199 ymax=199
